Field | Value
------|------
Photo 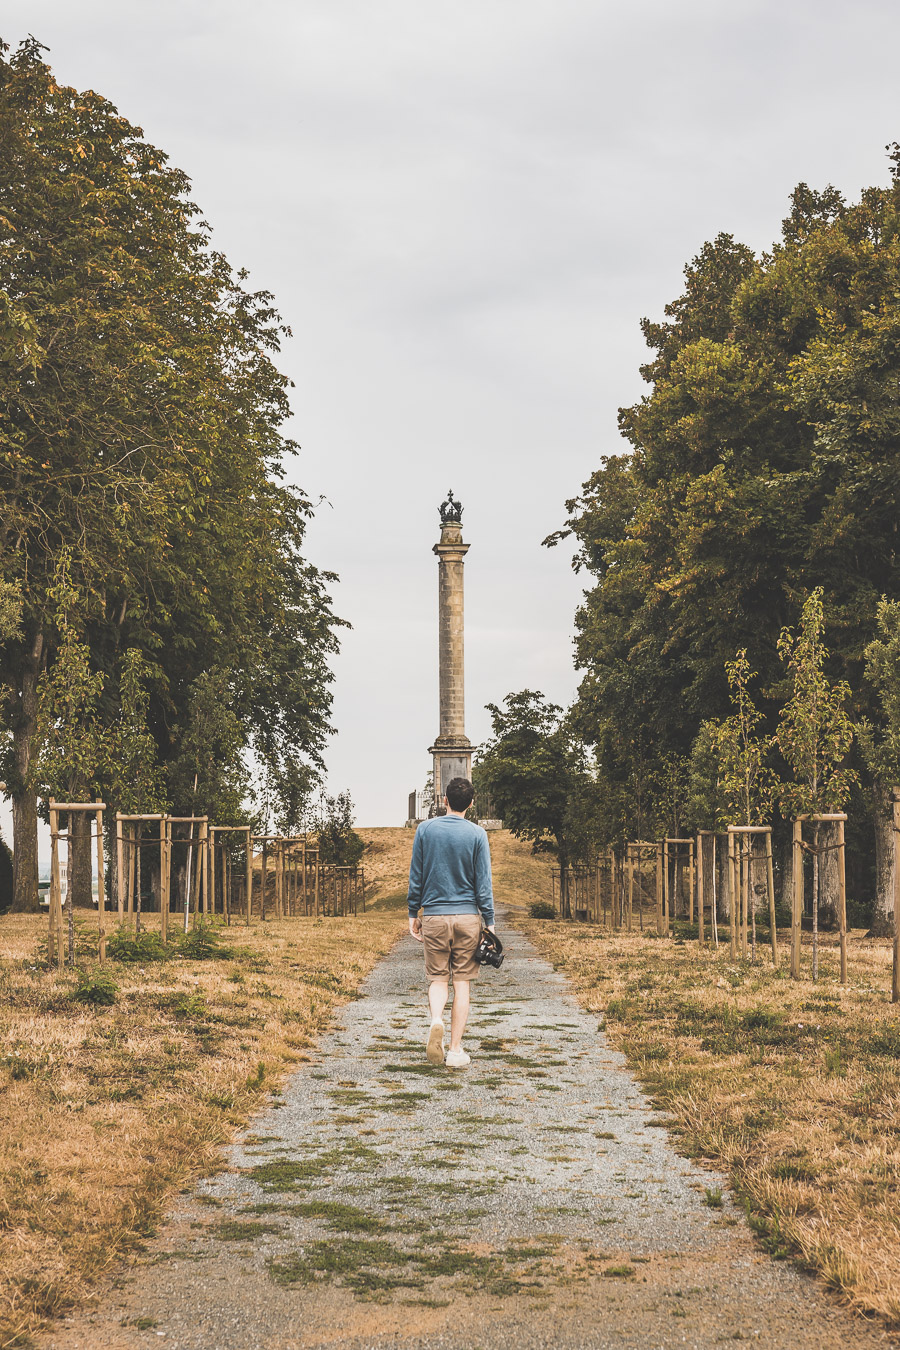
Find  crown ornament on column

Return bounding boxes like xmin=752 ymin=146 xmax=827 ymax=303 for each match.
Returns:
xmin=439 ymin=490 xmax=463 ymax=524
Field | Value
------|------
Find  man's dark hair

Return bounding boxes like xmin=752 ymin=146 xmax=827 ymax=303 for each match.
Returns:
xmin=445 ymin=777 xmax=475 ymax=812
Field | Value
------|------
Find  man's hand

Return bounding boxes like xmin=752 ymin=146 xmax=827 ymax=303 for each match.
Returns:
xmin=409 ymin=917 xmax=423 ymax=943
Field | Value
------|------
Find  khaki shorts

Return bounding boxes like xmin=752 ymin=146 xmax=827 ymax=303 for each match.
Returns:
xmin=421 ymin=914 xmax=483 ymax=981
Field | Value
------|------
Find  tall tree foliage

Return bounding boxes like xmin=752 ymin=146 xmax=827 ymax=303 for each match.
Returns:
xmin=550 ymin=155 xmax=900 ymax=914
xmin=476 ymin=691 xmax=600 ymax=912
xmin=859 ymin=599 xmax=900 ymax=933
xmin=775 ymin=590 xmax=855 ymax=974
xmin=713 ymin=650 xmax=777 ymax=827
xmin=0 ymin=39 xmax=341 ymax=906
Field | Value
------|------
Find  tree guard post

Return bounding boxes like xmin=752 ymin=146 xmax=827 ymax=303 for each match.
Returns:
xmin=696 ymin=832 xmax=706 ymax=947
xmin=741 ymin=836 xmax=750 ymax=960
xmin=245 ymin=828 xmax=252 ymax=925
xmin=626 ymin=850 xmax=634 ymax=932
xmin=711 ymin=833 xmax=720 ymax=949
xmin=765 ymin=831 xmax=778 ymax=966
xmin=792 ymin=814 xmax=848 ymax=983
xmin=199 ymin=819 xmax=209 ymax=917
xmin=302 ymin=839 xmax=308 ymax=913
xmin=655 ymin=841 xmax=664 ymax=935
xmin=836 ymin=818 xmax=847 ymax=984
xmin=727 ymin=831 xmax=737 ymax=960
xmin=159 ymin=815 xmax=168 ymax=945
xmin=48 ymin=802 xmax=63 ymax=970
xmin=791 ymin=818 xmax=803 ymax=979
xmin=892 ymin=789 xmax=900 ymax=1004
xmin=96 ymin=808 xmax=107 ymax=962
xmin=48 ymin=802 xmax=107 ymax=966
xmin=209 ymin=829 xmax=217 ymax=919
xmin=663 ymin=839 xmax=670 ymax=931
xmin=726 ymin=826 xmax=776 ymax=966
xmin=115 ymin=812 xmax=125 ymax=921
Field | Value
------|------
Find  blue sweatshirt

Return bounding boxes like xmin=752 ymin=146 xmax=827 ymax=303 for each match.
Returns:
xmin=407 ymin=815 xmax=495 ymax=926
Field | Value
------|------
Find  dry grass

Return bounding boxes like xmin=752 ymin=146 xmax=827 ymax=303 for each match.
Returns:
xmin=0 ymin=902 xmax=404 ymax=1349
xmin=357 ymin=828 xmax=415 ymax=907
xmin=520 ymin=912 xmax=900 ymax=1327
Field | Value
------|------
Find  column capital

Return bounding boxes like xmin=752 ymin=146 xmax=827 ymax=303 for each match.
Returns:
xmin=433 ymin=540 xmax=470 ymax=562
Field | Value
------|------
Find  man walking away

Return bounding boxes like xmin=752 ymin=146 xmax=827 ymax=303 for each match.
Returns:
xmin=407 ymin=777 xmax=495 ymax=1069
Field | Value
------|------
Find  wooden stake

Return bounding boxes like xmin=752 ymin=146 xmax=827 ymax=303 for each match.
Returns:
xmin=696 ymin=836 xmax=704 ymax=947
xmin=728 ymin=833 xmax=737 ymax=961
xmin=765 ymin=831 xmax=778 ymax=967
xmin=116 ymin=812 xmax=124 ymax=921
xmin=135 ymin=825 xmax=142 ymax=938
xmin=892 ymin=792 xmax=900 ymax=1005
xmin=838 ymin=819 xmax=847 ymax=986
xmin=741 ymin=837 xmax=749 ymax=961
xmin=199 ymin=820 xmax=209 ymax=918
xmin=245 ymin=829 xmax=252 ymax=926
xmin=626 ymin=852 xmax=633 ymax=932
xmin=49 ymin=804 xmax=62 ymax=970
xmin=791 ymin=819 xmax=803 ymax=980
xmin=656 ymin=842 xmax=664 ymax=936
xmin=223 ymin=836 xmax=230 ymax=921
xmin=261 ymin=841 xmax=268 ymax=921
xmin=663 ymin=841 xmax=670 ymax=932
xmin=711 ymin=834 xmax=719 ymax=950
xmin=689 ymin=841 xmax=695 ymax=926
xmin=129 ymin=822 xmax=137 ymax=928
xmin=96 ymin=809 xmax=107 ymax=963
xmin=159 ymin=817 xmax=168 ymax=945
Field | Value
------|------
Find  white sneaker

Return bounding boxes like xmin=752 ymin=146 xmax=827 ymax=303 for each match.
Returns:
xmin=426 ymin=1020 xmax=445 ymax=1065
xmin=445 ymin=1048 xmax=471 ymax=1069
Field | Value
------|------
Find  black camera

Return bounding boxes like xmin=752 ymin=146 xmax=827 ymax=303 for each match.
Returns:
xmin=476 ymin=929 xmax=504 ymax=968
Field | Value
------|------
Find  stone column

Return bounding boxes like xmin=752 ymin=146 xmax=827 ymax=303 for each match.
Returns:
xmin=428 ymin=492 xmax=472 ymax=810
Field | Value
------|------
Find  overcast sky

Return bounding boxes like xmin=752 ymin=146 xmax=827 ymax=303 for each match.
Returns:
xmin=4 ymin=0 xmax=900 ymax=832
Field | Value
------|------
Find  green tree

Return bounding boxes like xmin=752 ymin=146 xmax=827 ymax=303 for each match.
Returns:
xmin=776 ymin=590 xmax=855 ymax=974
xmin=859 ymin=598 xmax=900 ymax=934
xmin=477 ymin=691 xmax=598 ymax=915
xmin=551 ymin=160 xmax=900 ymax=914
xmin=714 ymin=650 xmax=777 ymax=827
xmin=166 ymin=668 xmax=252 ymax=828
xmin=0 ymin=39 xmax=341 ymax=906
xmin=313 ymin=791 xmax=365 ymax=868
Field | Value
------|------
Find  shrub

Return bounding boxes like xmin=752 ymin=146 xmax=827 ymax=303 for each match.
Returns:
xmin=107 ymin=926 xmax=168 ymax=963
xmin=170 ymin=992 xmax=208 ymax=1020
xmin=176 ymin=920 xmax=237 ymax=961
xmin=529 ymin=902 xmax=556 ymax=920
xmin=70 ymin=969 xmax=118 ymax=1006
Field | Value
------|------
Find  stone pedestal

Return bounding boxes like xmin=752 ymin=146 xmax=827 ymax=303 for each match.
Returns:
xmin=428 ymin=502 xmax=472 ymax=810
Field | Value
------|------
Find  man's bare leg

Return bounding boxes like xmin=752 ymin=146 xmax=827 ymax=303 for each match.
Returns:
xmin=428 ymin=979 xmax=449 ymax=1023
xmin=449 ymin=978 xmax=470 ymax=1052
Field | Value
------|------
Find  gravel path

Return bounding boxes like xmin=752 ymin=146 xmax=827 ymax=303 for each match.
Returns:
xmin=45 ymin=914 xmax=899 ymax=1350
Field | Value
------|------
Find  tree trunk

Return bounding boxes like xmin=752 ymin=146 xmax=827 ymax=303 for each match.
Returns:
xmin=10 ymin=634 xmax=43 ymax=912
xmin=674 ymin=856 xmax=685 ymax=917
xmin=871 ymin=785 xmax=895 ymax=937
xmin=11 ymin=785 xmax=39 ymax=912
xmin=780 ymin=835 xmax=794 ymax=923
xmin=812 ymin=824 xmax=820 ymax=981
xmin=818 ymin=820 xmax=839 ymax=931
xmin=750 ymin=834 xmax=768 ymax=953
xmin=70 ymin=808 xmax=93 ymax=908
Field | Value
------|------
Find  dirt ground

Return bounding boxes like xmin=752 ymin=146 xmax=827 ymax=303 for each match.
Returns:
xmin=32 ymin=830 xmax=900 ymax=1350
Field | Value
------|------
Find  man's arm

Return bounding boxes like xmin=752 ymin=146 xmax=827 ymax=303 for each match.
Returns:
xmin=474 ymin=831 xmax=495 ymax=929
xmin=408 ymin=825 xmax=424 ymax=941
